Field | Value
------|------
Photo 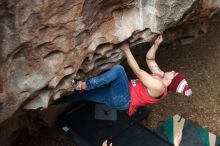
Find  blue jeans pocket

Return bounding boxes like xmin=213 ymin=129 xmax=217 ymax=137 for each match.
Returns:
xmin=107 ymin=94 xmax=130 ymax=110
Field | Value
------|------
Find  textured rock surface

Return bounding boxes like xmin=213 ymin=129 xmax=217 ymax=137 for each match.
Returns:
xmin=0 ymin=0 xmax=219 ymax=124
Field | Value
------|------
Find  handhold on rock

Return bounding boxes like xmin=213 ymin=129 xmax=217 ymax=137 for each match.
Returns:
xmin=23 ymin=90 xmax=52 ymax=110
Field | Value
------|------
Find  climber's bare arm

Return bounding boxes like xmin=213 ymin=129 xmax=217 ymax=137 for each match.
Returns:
xmin=146 ymin=35 xmax=164 ymax=76
xmin=120 ymin=43 xmax=164 ymax=97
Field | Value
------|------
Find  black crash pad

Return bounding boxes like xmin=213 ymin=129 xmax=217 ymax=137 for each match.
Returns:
xmin=58 ymin=103 xmax=150 ymax=146
xmin=109 ymin=124 xmax=173 ymax=146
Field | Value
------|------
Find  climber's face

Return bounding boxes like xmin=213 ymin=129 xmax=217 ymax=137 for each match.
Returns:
xmin=164 ymin=71 xmax=177 ymax=85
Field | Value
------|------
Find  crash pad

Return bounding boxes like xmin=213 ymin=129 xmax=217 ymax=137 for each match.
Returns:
xmin=58 ymin=102 xmax=150 ymax=146
xmin=156 ymin=114 xmax=220 ymax=146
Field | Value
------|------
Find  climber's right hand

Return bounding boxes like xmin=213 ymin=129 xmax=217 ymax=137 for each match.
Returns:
xmin=154 ymin=35 xmax=163 ymax=46
xmin=119 ymin=42 xmax=130 ymax=52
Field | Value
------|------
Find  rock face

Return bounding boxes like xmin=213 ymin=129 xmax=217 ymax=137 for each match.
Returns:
xmin=0 ymin=0 xmax=219 ymax=124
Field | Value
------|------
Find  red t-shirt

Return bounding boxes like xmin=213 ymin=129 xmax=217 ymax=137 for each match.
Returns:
xmin=128 ymin=74 xmax=167 ymax=116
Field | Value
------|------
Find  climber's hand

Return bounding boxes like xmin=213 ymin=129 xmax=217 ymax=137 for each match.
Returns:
xmin=120 ymin=42 xmax=130 ymax=52
xmin=154 ymin=35 xmax=163 ymax=46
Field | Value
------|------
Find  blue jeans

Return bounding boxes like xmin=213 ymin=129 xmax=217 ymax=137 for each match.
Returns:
xmin=56 ymin=65 xmax=130 ymax=110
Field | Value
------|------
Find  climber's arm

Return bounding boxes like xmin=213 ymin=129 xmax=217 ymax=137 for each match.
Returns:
xmin=146 ymin=35 xmax=164 ymax=76
xmin=120 ymin=43 xmax=165 ymax=97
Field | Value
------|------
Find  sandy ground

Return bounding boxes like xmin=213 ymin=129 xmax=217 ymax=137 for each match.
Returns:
xmin=4 ymin=21 xmax=220 ymax=146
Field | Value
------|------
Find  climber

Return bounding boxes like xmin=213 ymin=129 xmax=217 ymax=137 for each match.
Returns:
xmin=55 ymin=35 xmax=192 ymax=116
